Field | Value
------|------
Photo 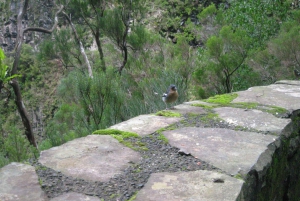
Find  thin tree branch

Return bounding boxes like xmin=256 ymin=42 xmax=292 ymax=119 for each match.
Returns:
xmin=228 ymin=55 xmax=246 ymax=77
xmin=24 ymin=5 xmax=64 ymax=34
xmin=62 ymin=11 xmax=93 ymax=78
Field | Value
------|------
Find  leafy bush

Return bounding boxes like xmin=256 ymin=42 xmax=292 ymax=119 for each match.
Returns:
xmin=268 ymin=21 xmax=300 ymax=73
xmin=221 ymin=0 xmax=289 ymax=47
xmin=1 ymin=126 xmax=37 ymax=166
xmin=42 ymin=102 xmax=90 ymax=148
xmin=0 ymin=152 xmax=9 ymax=168
xmin=196 ymin=26 xmax=252 ymax=94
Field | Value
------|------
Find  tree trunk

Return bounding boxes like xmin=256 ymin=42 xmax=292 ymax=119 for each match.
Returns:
xmin=95 ymin=30 xmax=106 ymax=72
xmin=10 ymin=0 xmax=63 ymax=147
xmin=118 ymin=17 xmax=130 ymax=74
xmin=10 ymin=79 xmax=37 ymax=147
xmin=119 ymin=45 xmax=128 ymax=74
xmin=63 ymin=12 xmax=93 ymax=78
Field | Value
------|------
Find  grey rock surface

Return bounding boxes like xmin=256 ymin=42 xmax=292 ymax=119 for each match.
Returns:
xmin=163 ymin=127 xmax=276 ymax=175
xmin=275 ymin=80 xmax=300 ymax=85
xmin=183 ymin=100 xmax=218 ymax=107
xmin=135 ymin=170 xmax=244 ymax=201
xmin=0 ymin=162 xmax=47 ymax=201
xmin=173 ymin=104 xmax=207 ymax=115
xmin=214 ymin=107 xmax=290 ymax=134
xmin=232 ymin=81 xmax=300 ymax=110
xmin=39 ymin=135 xmax=141 ymax=182
xmin=50 ymin=192 xmax=100 ymax=201
xmin=110 ymin=114 xmax=181 ymax=136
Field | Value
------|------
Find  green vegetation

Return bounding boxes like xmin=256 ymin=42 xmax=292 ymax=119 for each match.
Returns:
xmin=234 ymin=173 xmax=244 ymax=180
xmin=199 ymin=112 xmax=220 ymax=124
xmin=154 ymin=122 xmax=179 ymax=143
xmin=156 ymin=123 xmax=177 ymax=134
xmin=157 ymin=133 xmax=169 ymax=143
xmin=128 ymin=192 xmax=138 ymax=201
xmin=109 ymin=194 xmax=118 ymax=199
xmin=204 ymin=93 xmax=238 ymax=105
xmin=194 ymin=97 xmax=288 ymax=117
xmin=0 ymin=48 xmax=21 ymax=89
xmin=266 ymin=106 xmax=289 ymax=116
xmin=93 ymin=129 xmax=139 ymax=138
xmin=92 ymin=129 xmax=148 ymax=151
xmin=191 ymin=103 xmax=214 ymax=110
xmin=222 ymin=0 xmax=289 ymax=48
xmin=0 ymin=126 xmax=38 ymax=167
xmin=155 ymin=110 xmax=182 ymax=117
xmin=205 ymin=26 xmax=251 ymax=93
xmin=231 ymin=102 xmax=259 ymax=110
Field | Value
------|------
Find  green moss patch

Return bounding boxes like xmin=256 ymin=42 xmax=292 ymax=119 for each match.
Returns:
xmin=204 ymin=93 xmax=238 ymax=105
xmin=93 ymin=129 xmax=139 ymax=138
xmin=200 ymin=112 xmax=220 ymax=123
xmin=234 ymin=173 xmax=245 ymax=180
xmin=155 ymin=110 xmax=181 ymax=117
xmin=155 ymin=124 xmax=179 ymax=143
xmin=201 ymin=94 xmax=288 ymax=117
xmin=266 ymin=106 xmax=289 ymax=116
xmin=92 ymin=129 xmax=147 ymax=151
xmin=232 ymin=102 xmax=259 ymax=109
xmin=191 ymin=103 xmax=214 ymax=110
xmin=231 ymin=103 xmax=288 ymax=117
xmin=156 ymin=124 xmax=177 ymax=135
xmin=128 ymin=192 xmax=138 ymax=201
xmin=157 ymin=133 xmax=169 ymax=143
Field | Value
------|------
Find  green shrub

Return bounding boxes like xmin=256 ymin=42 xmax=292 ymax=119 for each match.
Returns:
xmin=0 ymin=152 xmax=9 ymax=168
xmin=3 ymin=126 xmax=38 ymax=163
xmin=221 ymin=0 xmax=289 ymax=47
xmin=38 ymin=139 xmax=53 ymax=151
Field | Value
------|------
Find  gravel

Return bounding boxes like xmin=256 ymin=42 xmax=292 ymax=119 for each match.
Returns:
xmin=31 ymin=113 xmax=235 ymax=201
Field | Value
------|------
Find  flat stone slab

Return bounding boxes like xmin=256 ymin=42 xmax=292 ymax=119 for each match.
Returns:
xmin=214 ymin=107 xmax=291 ymax=134
xmin=135 ymin=170 xmax=243 ymax=201
xmin=173 ymin=104 xmax=207 ymax=115
xmin=276 ymin=80 xmax=300 ymax=85
xmin=0 ymin=163 xmax=47 ymax=201
xmin=110 ymin=114 xmax=181 ymax=136
xmin=183 ymin=100 xmax=204 ymax=105
xmin=50 ymin=192 xmax=100 ymax=201
xmin=39 ymin=135 xmax=141 ymax=182
xmin=163 ymin=127 xmax=276 ymax=175
xmin=232 ymin=81 xmax=300 ymax=110
xmin=183 ymin=100 xmax=218 ymax=107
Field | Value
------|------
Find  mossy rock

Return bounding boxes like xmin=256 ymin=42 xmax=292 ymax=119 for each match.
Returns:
xmin=231 ymin=102 xmax=289 ymax=117
xmin=128 ymin=192 xmax=138 ymax=201
xmin=155 ymin=110 xmax=181 ymax=117
xmin=92 ymin=129 xmax=147 ymax=151
xmin=157 ymin=133 xmax=169 ymax=143
xmin=93 ymin=129 xmax=140 ymax=138
xmin=200 ymin=93 xmax=288 ymax=117
xmin=191 ymin=103 xmax=214 ymax=110
xmin=199 ymin=112 xmax=221 ymax=124
xmin=231 ymin=102 xmax=259 ymax=109
xmin=204 ymin=93 xmax=238 ymax=105
xmin=266 ymin=106 xmax=289 ymax=116
xmin=155 ymin=123 xmax=179 ymax=144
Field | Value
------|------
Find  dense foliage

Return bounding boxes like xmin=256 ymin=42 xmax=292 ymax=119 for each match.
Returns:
xmin=0 ymin=0 xmax=299 ymax=167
